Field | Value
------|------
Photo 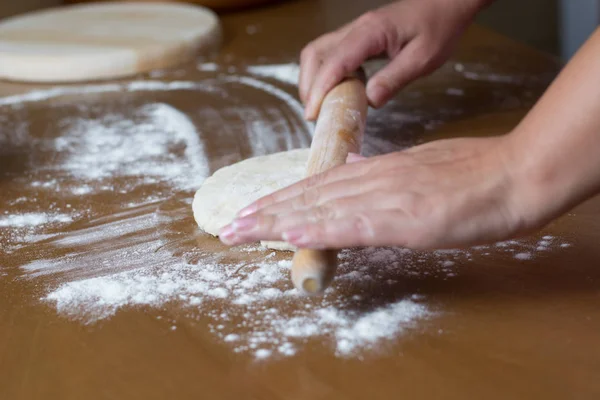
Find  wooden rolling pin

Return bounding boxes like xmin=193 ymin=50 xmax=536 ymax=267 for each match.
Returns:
xmin=291 ymin=69 xmax=368 ymax=295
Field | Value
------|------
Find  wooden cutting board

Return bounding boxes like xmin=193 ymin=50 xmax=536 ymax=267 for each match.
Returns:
xmin=0 ymin=2 xmax=221 ymax=83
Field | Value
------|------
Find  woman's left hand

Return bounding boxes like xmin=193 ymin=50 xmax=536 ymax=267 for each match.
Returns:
xmin=218 ymin=135 xmax=533 ymax=250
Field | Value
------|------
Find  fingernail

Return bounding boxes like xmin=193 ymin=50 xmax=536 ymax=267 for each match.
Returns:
xmin=232 ymin=216 xmax=258 ymax=232
xmin=219 ymin=225 xmax=236 ymax=245
xmin=237 ymin=204 xmax=257 ymax=218
xmin=283 ymin=227 xmax=310 ymax=246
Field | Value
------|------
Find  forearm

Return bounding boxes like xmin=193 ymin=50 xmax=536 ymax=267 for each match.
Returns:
xmin=506 ymin=28 xmax=600 ymax=226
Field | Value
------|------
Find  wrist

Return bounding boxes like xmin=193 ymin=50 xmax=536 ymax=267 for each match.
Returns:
xmin=501 ymin=126 xmax=587 ymax=233
xmin=498 ymin=29 xmax=600 ymax=233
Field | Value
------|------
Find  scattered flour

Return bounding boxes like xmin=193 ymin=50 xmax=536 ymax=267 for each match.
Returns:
xmin=71 ymin=186 xmax=94 ymax=195
xmin=335 ymin=301 xmax=429 ymax=355
xmin=55 ymin=102 xmax=207 ymax=190
xmin=514 ymin=252 xmax=533 ymax=261
xmin=31 ymin=212 xmax=570 ymax=361
xmin=0 ymin=213 xmax=72 ymax=228
xmin=254 ymin=349 xmax=272 ymax=359
xmin=453 ymin=62 xmax=550 ymax=86
xmin=197 ymin=62 xmax=219 ymax=72
xmin=0 ymin=64 xmax=572 ymax=362
xmin=40 ymin=240 xmax=441 ymax=358
xmin=446 ymin=88 xmax=464 ymax=96
xmin=246 ymin=63 xmax=300 ymax=86
xmin=0 ymin=76 xmax=310 ymax=246
xmin=221 ymin=75 xmax=307 ymax=131
xmin=0 ymin=80 xmax=216 ymax=106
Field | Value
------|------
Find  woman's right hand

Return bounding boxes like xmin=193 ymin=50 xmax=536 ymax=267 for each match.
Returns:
xmin=300 ymin=0 xmax=491 ymax=120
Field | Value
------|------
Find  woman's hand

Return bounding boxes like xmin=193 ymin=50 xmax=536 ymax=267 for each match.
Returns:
xmin=300 ymin=0 xmax=490 ymax=120
xmin=219 ymin=136 xmax=533 ymax=250
xmin=220 ymin=28 xmax=600 ymax=251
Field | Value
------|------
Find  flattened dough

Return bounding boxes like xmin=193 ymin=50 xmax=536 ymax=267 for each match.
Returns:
xmin=193 ymin=149 xmax=309 ymax=251
xmin=0 ymin=3 xmax=221 ymax=83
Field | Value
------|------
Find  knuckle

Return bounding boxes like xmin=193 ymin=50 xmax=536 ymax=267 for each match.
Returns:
xmin=319 ymin=31 xmax=338 ymax=45
xmin=256 ymin=213 xmax=275 ymax=231
xmin=357 ymin=11 xmax=382 ymax=27
xmin=357 ymin=10 xmax=396 ymax=42
xmin=397 ymin=199 xmax=442 ymax=250
xmin=303 ymin=172 xmax=327 ymax=190
xmin=301 ymin=32 xmax=338 ymax=62
xmin=255 ymin=193 xmax=275 ymax=209
xmin=321 ymin=60 xmax=349 ymax=86
xmin=352 ymin=213 xmax=375 ymax=245
xmin=311 ymin=202 xmax=338 ymax=222
xmin=412 ymin=44 xmax=443 ymax=74
xmin=354 ymin=159 xmax=375 ymax=179
xmin=397 ymin=192 xmax=428 ymax=219
xmin=413 ymin=54 xmax=433 ymax=72
xmin=383 ymin=25 xmax=403 ymax=56
xmin=410 ymin=44 xmax=434 ymax=68
xmin=293 ymin=186 xmax=321 ymax=210
xmin=300 ymin=44 xmax=318 ymax=62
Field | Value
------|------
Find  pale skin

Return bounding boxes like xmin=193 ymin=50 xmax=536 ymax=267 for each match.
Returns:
xmin=219 ymin=0 xmax=600 ymax=250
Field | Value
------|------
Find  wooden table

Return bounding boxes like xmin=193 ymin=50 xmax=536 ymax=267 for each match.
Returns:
xmin=2 ymin=1 xmax=599 ymax=399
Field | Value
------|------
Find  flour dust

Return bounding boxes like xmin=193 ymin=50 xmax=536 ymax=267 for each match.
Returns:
xmin=0 ymin=62 xmax=568 ymax=361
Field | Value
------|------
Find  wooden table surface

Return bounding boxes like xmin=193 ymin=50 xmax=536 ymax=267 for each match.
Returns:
xmin=2 ymin=1 xmax=600 ymax=399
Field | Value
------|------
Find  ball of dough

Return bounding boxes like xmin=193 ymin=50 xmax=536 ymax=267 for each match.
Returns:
xmin=193 ymin=149 xmax=310 ymax=251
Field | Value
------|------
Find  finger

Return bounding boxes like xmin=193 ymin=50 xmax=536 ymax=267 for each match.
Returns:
xmin=299 ymin=20 xmax=358 ymax=105
xmin=299 ymin=51 xmax=319 ymax=105
xmin=366 ymin=40 xmax=438 ymax=107
xmin=346 ymin=152 xmax=366 ymax=163
xmin=222 ymin=194 xmax=389 ymax=246
xmin=304 ymin=19 xmax=393 ymax=120
xmin=254 ymin=175 xmax=378 ymax=216
xmin=219 ymin=212 xmax=296 ymax=245
xmin=299 ymin=40 xmax=326 ymax=104
xmin=282 ymin=211 xmax=417 ymax=249
xmin=236 ymin=159 xmax=374 ymax=217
